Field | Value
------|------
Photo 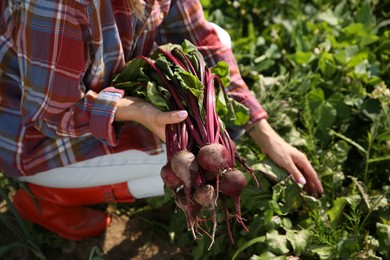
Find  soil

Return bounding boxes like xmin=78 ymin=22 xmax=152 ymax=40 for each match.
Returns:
xmin=0 ymin=195 xmax=194 ymax=260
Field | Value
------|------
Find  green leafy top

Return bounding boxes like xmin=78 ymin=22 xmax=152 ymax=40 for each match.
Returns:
xmin=112 ymin=40 xmax=249 ymax=128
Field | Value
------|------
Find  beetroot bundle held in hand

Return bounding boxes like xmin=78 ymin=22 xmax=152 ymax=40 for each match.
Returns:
xmin=112 ymin=40 xmax=257 ymax=248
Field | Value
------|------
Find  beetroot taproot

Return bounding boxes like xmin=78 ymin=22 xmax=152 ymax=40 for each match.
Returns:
xmin=219 ymin=169 xmax=249 ymax=232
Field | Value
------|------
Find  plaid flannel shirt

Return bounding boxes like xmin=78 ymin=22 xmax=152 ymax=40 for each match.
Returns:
xmin=0 ymin=0 xmax=267 ymax=177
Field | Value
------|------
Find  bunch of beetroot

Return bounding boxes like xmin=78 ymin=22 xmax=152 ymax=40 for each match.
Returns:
xmin=112 ymin=40 xmax=258 ymax=248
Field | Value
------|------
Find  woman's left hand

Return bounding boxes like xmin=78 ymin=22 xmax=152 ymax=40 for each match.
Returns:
xmin=115 ymin=96 xmax=188 ymax=142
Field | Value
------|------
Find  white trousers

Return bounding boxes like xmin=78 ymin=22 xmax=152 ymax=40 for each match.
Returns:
xmin=19 ymin=23 xmax=232 ymax=199
xmin=19 ymin=148 xmax=167 ymax=199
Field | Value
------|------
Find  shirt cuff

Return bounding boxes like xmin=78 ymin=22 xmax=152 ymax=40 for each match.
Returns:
xmin=90 ymin=87 xmax=125 ymax=146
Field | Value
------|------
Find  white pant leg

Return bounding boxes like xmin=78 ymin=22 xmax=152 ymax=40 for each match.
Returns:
xmin=19 ymin=147 xmax=168 ymax=199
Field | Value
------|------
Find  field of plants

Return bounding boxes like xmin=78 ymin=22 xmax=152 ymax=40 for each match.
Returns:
xmin=0 ymin=0 xmax=389 ymax=259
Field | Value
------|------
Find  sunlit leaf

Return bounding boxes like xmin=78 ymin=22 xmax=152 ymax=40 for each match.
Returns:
xmin=266 ymin=230 xmax=289 ymax=255
xmin=286 ymin=229 xmax=311 ymax=254
xmin=327 ymin=197 xmax=347 ymax=227
xmin=311 ymin=246 xmax=334 ymax=259
xmin=376 ymin=129 xmax=390 ymax=142
xmin=376 ymin=223 xmax=390 ymax=259
xmin=347 ymin=52 xmax=368 ymax=67
xmin=252 ymin=158 xmax=289 ymax=184
xmin=317 ymin=9 xmax=339 ymax=26
xmin=342 ymin=23 xmax=365 ymax=35
xmin=290 ymin=51 xmax=314 ymax=66
xmin=318 ymin=52 xmax=337 ymax=77
xmin=284 ymin=180 xmax=303 ymax=211
xmin=250 ymin=252 xmax=285 ymax=260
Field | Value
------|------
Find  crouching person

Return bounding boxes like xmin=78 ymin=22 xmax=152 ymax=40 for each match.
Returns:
xmin=0 ymin=0 xmax=322 ymax=240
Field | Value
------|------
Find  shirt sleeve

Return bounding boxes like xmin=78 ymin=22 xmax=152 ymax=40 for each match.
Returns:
xmin=157 ymin=0 xmax=268 ymax=124
xmin=13 ymin=0 xmax=122 ymax=146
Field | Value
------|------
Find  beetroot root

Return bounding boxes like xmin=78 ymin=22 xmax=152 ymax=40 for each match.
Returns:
xmin=219 ymin=169 xmax=249 ymax=232
xmin=175 ymin=188 xmax=202 ymax=239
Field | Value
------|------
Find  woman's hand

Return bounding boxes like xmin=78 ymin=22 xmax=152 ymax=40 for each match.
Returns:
xmin=115 ymin=96 xmax=188 ymax=142
xmin=246 ymin=119 xmax=323 ymax=196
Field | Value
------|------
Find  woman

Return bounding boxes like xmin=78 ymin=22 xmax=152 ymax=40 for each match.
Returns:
xmin=0 ymin=0 xmax=323 ymax=240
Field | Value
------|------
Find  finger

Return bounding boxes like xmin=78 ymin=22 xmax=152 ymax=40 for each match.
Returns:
xmin=151 ymin=110 xmax=188 ymax=143
xmin=160 ymin=110 xmax=188 ymax=124
xmin=289 ymin=162 xmax=322 ymax=196
xmin=304 ymin=181 xmax=318 ymax=197
xmin=284 ymin=160 xmax=307 ymax=186
xmin=294 ymin=155 xmax=324 ymax=194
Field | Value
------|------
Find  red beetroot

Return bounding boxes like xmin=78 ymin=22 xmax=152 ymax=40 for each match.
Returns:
xmin=160 ymin=164 xmax=183 ymax=190
xmin=171 ymin=150 xmax=198 ymax=187
xmin=171 ymin=150 xmax=199 ymax=237
xmin=194 ymin=184 xmax=215 ymax=209
xmin=219 ymin=169 xmax=249 ymax=232
xmin=202 ymin=170 xmax=216 ymax=183
xmin=194 ymin=184 xmax=218 ymax=248
xmin=197 ymin=143 xmax=230 ymax=173
xmin=219 ymin=169 xmax=247 ymax=197
xmin=197 ymin=143 xmax=231 ymax=206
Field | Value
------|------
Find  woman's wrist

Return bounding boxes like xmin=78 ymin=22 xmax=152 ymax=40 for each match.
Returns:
xmin=245 ymin=119 xmax=279 ymax=151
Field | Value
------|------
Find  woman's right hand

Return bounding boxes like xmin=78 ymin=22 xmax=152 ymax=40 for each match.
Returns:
xmin=246 ymin=119 xmax=323 ymax=196
xmin=114 ymin=96 xmax=188 ymax=142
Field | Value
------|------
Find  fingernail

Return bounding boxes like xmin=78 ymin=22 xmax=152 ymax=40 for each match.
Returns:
xmin=298 ymin=178 xmax=306 ymax=185
xmin=178 ymin=110 xmax=188 ymax=118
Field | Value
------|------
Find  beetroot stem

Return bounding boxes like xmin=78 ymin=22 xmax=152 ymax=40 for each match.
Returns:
xmin=157 ymin=47 xmax=187 ymax=71
xmin=180 ymin=49 xmax=198 ymax=76
xmin=219 ymin=130 xmax=235 ymax=168
xmin=205 ymin=70 xmax=217 ymax=144
xmin=235 ymin=151 xmax=259 ymax=187
xmin=187 ymin=96 xmax=208 ymax=145
xmin=138 ymin=56 xmax=204 ymax=145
